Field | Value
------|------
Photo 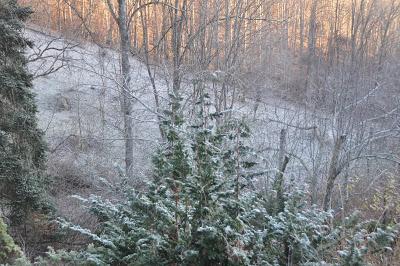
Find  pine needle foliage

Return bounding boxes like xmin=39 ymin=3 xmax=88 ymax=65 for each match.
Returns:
xmin=0 ymin=0 xmax=50 ymax=224
xmin=0 ymin=217 xmax=23 ymax=264
xmin=53 ymin=96 xmax=397 ymax=265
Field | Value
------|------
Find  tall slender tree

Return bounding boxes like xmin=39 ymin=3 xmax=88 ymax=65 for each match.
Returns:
xmin=0 ymin=0 xmax=49 ymax=224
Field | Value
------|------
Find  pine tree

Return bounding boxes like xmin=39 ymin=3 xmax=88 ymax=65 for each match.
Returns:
xmin=53 ymin=94 xmax=397 ymax=265
xmin=0 ymin=0 xmax=50 ymax=224
xmin=0 ymin=217 xmax=28 ymax=264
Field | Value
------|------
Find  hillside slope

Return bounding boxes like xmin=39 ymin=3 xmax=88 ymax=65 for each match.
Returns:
xmin=25 ymin=28 xmax=330 ymax=223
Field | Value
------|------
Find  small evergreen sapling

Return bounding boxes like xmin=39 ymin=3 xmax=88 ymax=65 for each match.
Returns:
xmin=54 ymin=95 xmax=398 ymax=265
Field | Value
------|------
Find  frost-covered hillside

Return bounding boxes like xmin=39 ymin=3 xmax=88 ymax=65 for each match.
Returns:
xmin=25 ymin=28 xmax=337 ymax=213
xmin=27 ymin=28 xmax=163 ymax=186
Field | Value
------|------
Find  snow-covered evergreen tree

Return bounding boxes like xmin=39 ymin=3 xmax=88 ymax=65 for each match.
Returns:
xmin=0 ymin=0 xmax=50 ymax=224
xmin=53 ymin=94 xmax=397 ymax=266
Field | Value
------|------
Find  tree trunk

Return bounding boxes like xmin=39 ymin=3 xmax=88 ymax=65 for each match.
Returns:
xmin=274 ymin=129 xmax=289 ymax=214
xmin=118 ymin=0 xmax=134 ymax=178
xmin=140 ymin=6 xmax=165 ymax=139
xmin=304 ymin=0 xmax=318 ymax=94
xmin=323 ymin=135 xmax=346 ymax=211
xmin=171 ymin=0 xmax=186 ymax=124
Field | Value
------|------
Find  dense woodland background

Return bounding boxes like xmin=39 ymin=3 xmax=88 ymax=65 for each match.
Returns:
xmin=1 ymin=0 xmax=400 ymax=265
